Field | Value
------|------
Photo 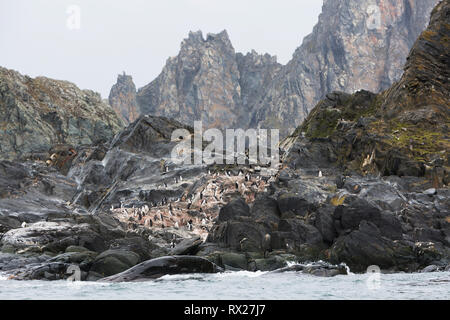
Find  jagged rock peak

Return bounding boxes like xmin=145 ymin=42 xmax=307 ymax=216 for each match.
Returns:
xmin=137 ymin=29 xmax=281 ymax=129
xmin=182 ymin=29 xmax=234 ymax=49
xmin=237 ymin=49 xmax=278 ymax=65
xmin=108 ymin=72 xmax=139 ymax=124
xmin=252 ymin=0 xmax=439 ymax=136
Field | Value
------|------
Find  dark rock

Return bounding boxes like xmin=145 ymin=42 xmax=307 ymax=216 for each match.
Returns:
xmin=276 ymin=195 xmax=314 ymax=218
xmin=89 ymin=249 xmax=140 ymax=277
xmin=100 ymin=255 xmax=219 ymax=282
xmin=329 ymin=221 xmax=416 ymax=272
xmin=218 ymin=198 xmax=250 ymax=222
xmin=313 ymin=205 xmax=337 ymax=244
xmin=170 ymin=236 xmax=202 ymax=255
xmin=269 ymin=261 xmax=348 ymax=277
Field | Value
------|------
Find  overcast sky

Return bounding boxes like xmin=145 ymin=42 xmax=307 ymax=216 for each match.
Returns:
xmin=0 ymin=0 xmax=323 ymax=98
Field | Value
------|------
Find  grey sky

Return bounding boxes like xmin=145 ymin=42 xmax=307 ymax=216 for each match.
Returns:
xmin=0 ymin=0 xmax=323 ymax=98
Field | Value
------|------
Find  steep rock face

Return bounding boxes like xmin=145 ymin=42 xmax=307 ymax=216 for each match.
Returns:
xmin=252 ymin=0 xmax=439 ymax=135
xmin=108 ymin=73 xmax=139 ymax=124
xmin=285 ymin=0 xmax=449 ymax=185
xmin=137 ymin=30 xmax=280 ymax=129
xmin=0 ymin=67 xmax=124 ymax=160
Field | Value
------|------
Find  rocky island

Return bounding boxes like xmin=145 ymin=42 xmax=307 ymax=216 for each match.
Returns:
xmin=0 ymin=0 xmax=448 ymax=284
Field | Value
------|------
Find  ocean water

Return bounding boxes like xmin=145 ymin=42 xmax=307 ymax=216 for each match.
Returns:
xmin=1 ymin=271 xmax=449 ymax=300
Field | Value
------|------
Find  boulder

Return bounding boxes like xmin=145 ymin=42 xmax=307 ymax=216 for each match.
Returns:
xmin=89 ymin=249 xmax=140 ymax=277
xmin=329 ymin=221 xmax=416 ymax=272
xmin=217 ymin=198 xmax=250 ymax=222
xmin=100 ymin=255 xmax=219 ymax=282
xmin=170 ymin=236 xmax=202 ymax=256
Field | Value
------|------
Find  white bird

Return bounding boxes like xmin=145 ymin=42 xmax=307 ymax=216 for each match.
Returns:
xmin=174 ymin=222 xmax=179 ymax=229
xmin=318 ymin=170 xmax=323 ymax=177
xmin=21 ymin=222 xmax=28 ymax=228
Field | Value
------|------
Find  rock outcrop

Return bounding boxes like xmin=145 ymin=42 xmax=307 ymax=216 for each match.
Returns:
xmin=115 ymin=1 xmax=438 ymax=136
xmin=0 ymin=1 xmax=448 ymax=280
xmin=108 ymin=73 xmax=139 ymax=124
xmin=136 ymin=31 xmax=281 ymax=129
xmin=0 ymin=67 xmax=124 ymax=160
xmin=252 ymin=0 xmax=439 ymax=135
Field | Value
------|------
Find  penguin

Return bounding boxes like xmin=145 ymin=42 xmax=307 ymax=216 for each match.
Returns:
xmin=170 ymin=234 xmax=176 ymax=248
xmin=262 ymin=233 xmax=272 ymax=258
xmin=21 ymin=222 xmax=28 ymax=228
xmin=318 ymin=170 xmax=323 ymax=178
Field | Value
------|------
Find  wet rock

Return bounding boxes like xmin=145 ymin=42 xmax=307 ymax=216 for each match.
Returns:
xmin=329 ymin=221 xmax=416 ymax=272
xmin=108 ymin=236 xmax=153 ymax=261
xmin=7 ymin=262 xmax=74 ymax=280
xmin=269 ymin=261 xmax=348 ymax=277
xmin=89 ymin=249 xmax=140 ymax=277
xmin=100 ymin=255 xmax=219 ymax=282
xmin=420 ymin=265 xmax=440 ymax=273
xmin=253 ymin=255 xmax=288 ymax=271
xmin=170 ymin=236 xmax=202 ymax=255
xmin=48 ymin=250 xmax=98 ymax=272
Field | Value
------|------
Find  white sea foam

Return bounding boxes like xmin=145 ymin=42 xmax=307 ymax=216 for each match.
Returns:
xmin=214 ymin=270 xmax=267 ymax=278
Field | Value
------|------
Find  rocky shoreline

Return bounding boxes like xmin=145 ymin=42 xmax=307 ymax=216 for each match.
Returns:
xmin=0 ymin=1 xmax=449 ymax=282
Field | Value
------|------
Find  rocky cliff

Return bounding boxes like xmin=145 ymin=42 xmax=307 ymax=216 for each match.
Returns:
xmin=0 ymin=0 xmax=448 ymax=281
xmin=108 ymin=73 xmax=139 ymax=124
xmin=262 ymin=0 xmax=449 ymax=271
xmin=119 ymin=0 xmax=438 ymax=135
xmin=0 ymin=67 xmax=124 ymax=160
xmin=136 ymin=30 xmax=281 ymax=129
xmin=252 ymin=0 xmax=439 ymax=135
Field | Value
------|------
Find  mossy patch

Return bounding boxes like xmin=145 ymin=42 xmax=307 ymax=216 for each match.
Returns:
xmin=383 ymin=121 xmax=449 ymax=162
